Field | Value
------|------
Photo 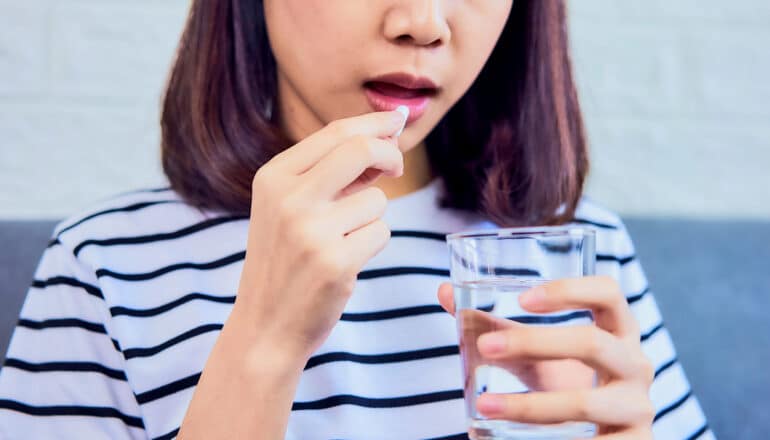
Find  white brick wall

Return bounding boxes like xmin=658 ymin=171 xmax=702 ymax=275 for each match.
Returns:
xmin=1 ymin=0 xmax=768 ymax=219
xmin=0 ymin=0 xmax=188 ymax=218
xmin=572 ymin=0 xmax=770 ymax=220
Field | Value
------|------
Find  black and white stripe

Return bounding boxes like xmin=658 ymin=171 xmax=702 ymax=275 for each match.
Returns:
xmin=0 ymin=189 xmax=712 ymax=439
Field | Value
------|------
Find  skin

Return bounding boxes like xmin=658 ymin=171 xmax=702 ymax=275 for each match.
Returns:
xmin=179 ymin=1 xmax=655 ymax=438
xmin=439 ymin=278 xmax=656 ymax=437
xmin=263 ymin=0 xmax=511 ymax=199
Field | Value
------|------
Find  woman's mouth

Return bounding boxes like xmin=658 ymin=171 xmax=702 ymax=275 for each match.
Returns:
xmin=363 ymin=74 xmax=439 ymax=124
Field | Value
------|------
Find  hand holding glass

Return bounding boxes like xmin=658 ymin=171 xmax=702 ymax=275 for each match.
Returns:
xmin=447 ymin=226 xmax=597 ymax=439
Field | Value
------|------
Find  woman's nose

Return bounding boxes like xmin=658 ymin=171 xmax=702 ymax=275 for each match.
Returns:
xmin=383 ymin=0 xmax=451 ymax=48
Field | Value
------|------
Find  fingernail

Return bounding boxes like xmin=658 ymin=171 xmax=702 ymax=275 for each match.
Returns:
xmin=477 ymin=394 xmax=505 ymax=415
xmin=520 ymin=285 xmax=546 ymax=308
xmin=394 ymin=105 xmax=409 ymax=137
xmin=478 ymin=333 xmax=506 ymax=354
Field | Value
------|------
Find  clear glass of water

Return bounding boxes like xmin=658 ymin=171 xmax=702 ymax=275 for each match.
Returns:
xmin=447 ymin=226 xmax=597 ymax=439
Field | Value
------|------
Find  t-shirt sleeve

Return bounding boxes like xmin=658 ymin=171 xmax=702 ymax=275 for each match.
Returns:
xmin=0 ymin=240 xmax=147 ymax=439
xmin=612 ymin=222 xmax=715 ymax=440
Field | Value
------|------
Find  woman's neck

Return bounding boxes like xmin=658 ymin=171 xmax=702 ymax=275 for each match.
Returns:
xmin=375 ymin=141 xmax=434 ymax=200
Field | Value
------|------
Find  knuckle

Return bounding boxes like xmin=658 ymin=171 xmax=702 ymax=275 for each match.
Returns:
xmin=590 ymin=275 xmax=623 ymax=303
xmin=575 ymin=389 xmax=596 ymax=421
xmin=583 ymin=326 xmax=607 ymax=358
xmin=608 ymin=289 xmax=628 ymax=310
xmin=640 ymin=398 xmax=656 ymax=423
xmin=629 ymin=391 xmax=656 ymax=424
xmin=353 ymin=135 xmax=376 ymax=159
xmin=252 ymin=165 xmax=273 ymax=191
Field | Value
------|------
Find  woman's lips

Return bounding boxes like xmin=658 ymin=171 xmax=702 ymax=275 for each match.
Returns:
xmin=363 ymin=81 xmax=435 ymax=124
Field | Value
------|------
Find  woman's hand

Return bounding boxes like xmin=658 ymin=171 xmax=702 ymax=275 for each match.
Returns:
xmin=438 ymin=276 xmax=656 ymax=439
xmin=179 ymin=110 xmax=408 ymax=440
xmin=234 ymin=109 xmax=409 ymax=361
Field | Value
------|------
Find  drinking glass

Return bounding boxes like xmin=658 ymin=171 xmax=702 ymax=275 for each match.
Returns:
xmin=447 ymin=226 xmax=597 ymax=439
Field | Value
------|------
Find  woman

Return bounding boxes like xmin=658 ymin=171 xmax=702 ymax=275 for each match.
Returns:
xmin=0 ymin=1 xmax=711 ymax=439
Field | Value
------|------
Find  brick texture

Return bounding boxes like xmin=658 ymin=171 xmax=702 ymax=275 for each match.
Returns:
xmin=0 ymin=0 xmax=768 ymax=218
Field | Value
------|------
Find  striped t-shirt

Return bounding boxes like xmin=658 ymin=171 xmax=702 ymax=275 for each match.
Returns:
xmin=0 ymin=178 xmax=713 ymax=439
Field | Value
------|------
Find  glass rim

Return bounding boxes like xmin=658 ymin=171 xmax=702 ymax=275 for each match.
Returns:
xmin=446 ymin=225 xmax=596 ymax=241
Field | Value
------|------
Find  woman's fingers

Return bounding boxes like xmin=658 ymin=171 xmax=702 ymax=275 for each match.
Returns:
xmin=326 ymin=186 xmax=388 ymax=235
xmin=477 ymin=325 xmax=651 ymax=382
xmin=519 ymin=276 xmax=639 ymax=339
xmin=448 ymin=276 xmax=655 ymax=434
xmin=272 ymin=110 xmax=408 ymax=175
xmin=476 ymin=383 xmax=655 ymax=427
xmin=437 ymin=282 xmax=455 ymax=316
xmin=304 ymin=135 xmax=404 ymax=199
xmin=593 ymin=430 xmax=653 ymax=440
xmin=343 ymin=219 xmax=392 ymax=271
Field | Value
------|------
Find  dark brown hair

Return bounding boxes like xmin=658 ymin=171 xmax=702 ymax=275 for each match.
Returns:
xmin=161 ymin=0 xmax=588 ymax=226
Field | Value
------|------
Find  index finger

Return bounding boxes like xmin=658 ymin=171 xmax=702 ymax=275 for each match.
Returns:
xmin=518 ymin=276 xmax=639 ymax=339
xmin=271 ymin=109 xmax=408 ymax=175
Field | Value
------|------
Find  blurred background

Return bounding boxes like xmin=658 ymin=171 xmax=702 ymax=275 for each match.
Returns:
xmin=0 ymin=0 xmax=768 ymax=219
xmin=1 ymin=1 xmax=768 ymax=438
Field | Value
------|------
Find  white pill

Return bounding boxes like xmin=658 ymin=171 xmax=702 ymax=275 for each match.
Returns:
xmin=394 ymin=105 xmax=409 ymax=137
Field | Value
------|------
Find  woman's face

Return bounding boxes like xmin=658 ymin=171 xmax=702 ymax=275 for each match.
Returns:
xmin=264 ymin=0 xmax=512 ymax=151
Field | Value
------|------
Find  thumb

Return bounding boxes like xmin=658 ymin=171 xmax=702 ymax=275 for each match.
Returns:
xmin=437 ymin=282 xmax=455 ymax=317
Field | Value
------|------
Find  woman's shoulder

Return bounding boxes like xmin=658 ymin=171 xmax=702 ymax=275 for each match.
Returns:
xmin=571 ymin=196 xmax=637 ymax=255
xmin=49 ymin=185 xmax=214 ymax=256
xmin=572 ymin=196 xmax=625 ymax=231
